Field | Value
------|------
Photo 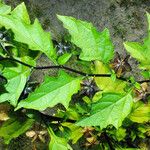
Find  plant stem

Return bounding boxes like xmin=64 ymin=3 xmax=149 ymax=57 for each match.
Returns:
xmin=0 ymin=57 xmax=150 ymax=83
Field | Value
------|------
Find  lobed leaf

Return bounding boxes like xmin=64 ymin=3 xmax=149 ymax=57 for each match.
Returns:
xmin=57 ymin=15 xmax=114 ymax=63
xmin=0 ymin=3 xmax=55 ymax=61
xmin=16 ymin=71 xmax=81 ymax=111
xmin=76 ymin=93 xmax=133 ymax=129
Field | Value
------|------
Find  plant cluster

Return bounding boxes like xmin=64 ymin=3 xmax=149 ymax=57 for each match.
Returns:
xmin=0 ymin=2 xmax=150 ymax=150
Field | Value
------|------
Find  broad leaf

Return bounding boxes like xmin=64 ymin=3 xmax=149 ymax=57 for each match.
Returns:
xmin=76 ymin=93 xmax=133 ymax=129
xmin=16 ymin=71 xmax=81 ymax=111
xmin=0 ymin=116 xmax=34 ymax=144
xmin=129 ymin=101 xmax=150 ymax=123
xmin=48 ymin=127 xmax=72 ymax=150
xmin=57 ymin=15 xmax=114 ymax=63
xmin=0 ymin=3 xmax=55 ymax=61
xmin=10 ymin=2 xmax=30 ymax=24
xmin=0 ymin=2 xmax=11 ymax=15
xmin=0 ymin=56 xmax=35 ymax=106
xmin=94 ymin=61 xmax=127 ymax=94
xmin=124 ymin=13 xmax=150 ymax=70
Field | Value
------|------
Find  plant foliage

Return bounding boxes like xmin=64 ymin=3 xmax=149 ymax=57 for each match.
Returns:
xmin=0 ymin=2 xmax=149 ymax=150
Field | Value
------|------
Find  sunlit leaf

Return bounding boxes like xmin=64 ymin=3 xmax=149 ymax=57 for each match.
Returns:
xmin=129 ymin=100 xmax=150 ymax=123
xmin=48 ymin=127 xmax=72 ymax=150
xmin=115 ymin=127 xmax=126 ymax=141
xmin=76 ymin=93 xmax=133 ymax=129
xmin=16 ymin=71 xmax=81 ymax=111
xmin=124 ymin=13 xmax=150 ymax=70
xmin=0 ymin=2 xmax=11 ymax=15
xmin=57 ymin=15 xmax=114 ymax=63
xmin=10 ymin=2 xmax=30 ymax=24
xmin=0 ymin=3 xmax=55 ymax=61
xmin=94 ymin=61 xmax=127 ymax=94
xmin=58 ymin=53 xmax=72 ymax=65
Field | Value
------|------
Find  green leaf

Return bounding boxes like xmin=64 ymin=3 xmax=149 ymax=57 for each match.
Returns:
xmin=10 ymin=2 xmax=30 ymax=24
xmin=0 ymin=116 xmax=34 ymax=144
xmin=16 ymin=71 xmax=81 ymax=111
xmin=58 ymin=53 xmax=72 ymax=65
xmin=57 ymin=15 xmax=114 ymax=63
xmin=124 ymin=13 xmax=150 ymax=70
xmin=141 ymin=70 xmax=150 ymax=79
xmin=115 ymin=127 xmax=126 ymax=141
xmin=129 ymin=101 xmax=150 ymax=123
xmin=94 ymin=61 xmax=127 ymax=93
xmin=0 ymin=56 xmax=35 ymax=106
xmin=0 ymin=3 xmax=55 ymax=61
xmin=76 ymin=93 xmax=133 ymax=129
xmin=62 ymin=122 xmax=83 ymax=144
xmin=48 ymin=127 xmax=72 ymax=150
xmin=0 ymin=2 xmax=11 ymax=15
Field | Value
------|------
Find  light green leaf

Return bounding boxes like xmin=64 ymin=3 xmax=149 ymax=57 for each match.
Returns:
xmin=94 ymin=61 xmax=127 ymax=93
xmin=129 ymin=101 xmax=150 ymax=123
xmin=0 ymin=2 xmax=11 ymax=15
xmin=62 ymin=122 xmax=83 ymax=144
xmin=48 ymin=127 xmax=72 ymax=150
xmin=16 ymin=71 xmax=81 ymax=111
xmin=147 ymin=12 xmax=150 ymax=33
xmin=76 ymin=93 xmax=133 ymax=129
xmin=124 ymin=13 xmax=150 ymax=70
xmin=0 ymin=56 xmax=35 ymax=106
xmin=115 ymin=127 xmax=126 ymax=141
xmin=0 ymin=3 xmax=55 ymax=61
xmin=58 ymin=53 xmax=72 ymax=65
xmin=0 ymin=116 xmax=34 ymax=144
xmin=57 ymin=15 xmax=114 ymax=63
xmin=124 ymin=42 xmax=150 ymax=69
xmin=10 ymin=2 xmax=30 ymax=24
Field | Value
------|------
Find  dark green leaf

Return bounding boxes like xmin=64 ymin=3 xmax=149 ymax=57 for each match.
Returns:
xmin=0 ymin=56 xmax=35 ymax=106
xmin=0 ymin=116 xmax=34 ymax=144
